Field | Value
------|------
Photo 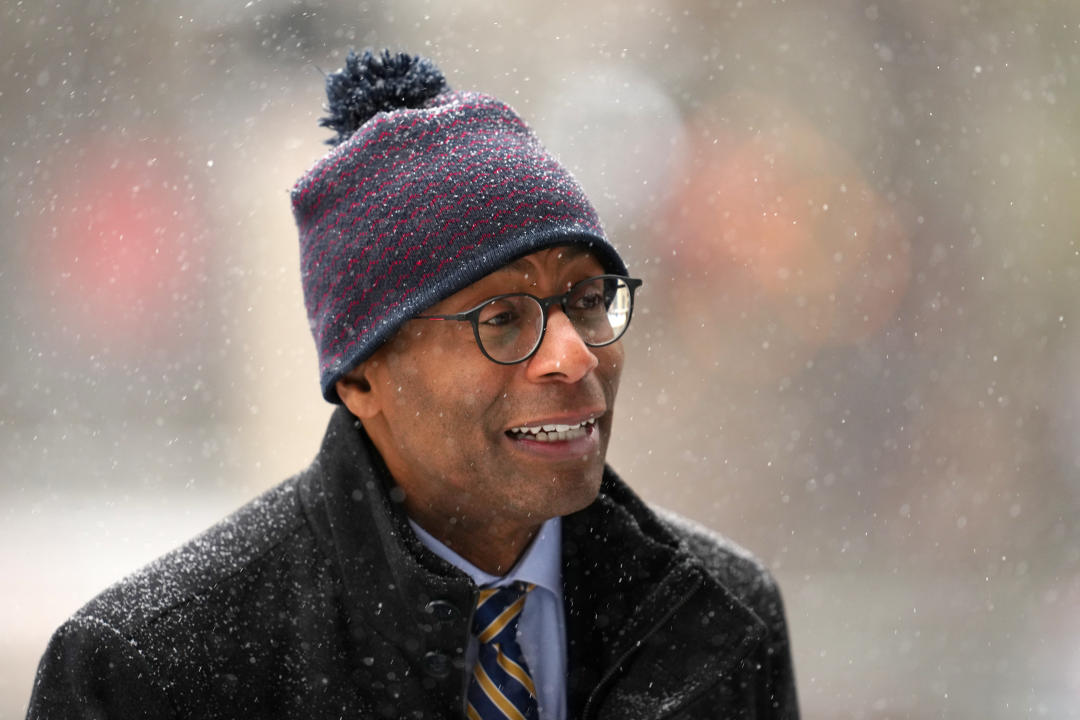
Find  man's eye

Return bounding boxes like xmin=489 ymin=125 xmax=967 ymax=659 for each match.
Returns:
xmin=480 ymin=310 xmax=518 ymax=327
xmin=478 ymin=300 xmax=521 ymax=327
xmin=572 ymin=290 xmax=606 ymax=311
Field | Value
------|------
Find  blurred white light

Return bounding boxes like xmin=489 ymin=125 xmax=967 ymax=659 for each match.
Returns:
xmin=535 ymin=63 xmax=688 ymax=232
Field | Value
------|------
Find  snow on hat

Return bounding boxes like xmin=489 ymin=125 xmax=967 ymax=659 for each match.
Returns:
xmin=291 ymin=49 xmax=627 ymax=403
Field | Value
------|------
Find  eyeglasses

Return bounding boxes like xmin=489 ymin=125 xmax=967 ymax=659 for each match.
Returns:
xmin=414 ymin=274 xmax=643 ymax=365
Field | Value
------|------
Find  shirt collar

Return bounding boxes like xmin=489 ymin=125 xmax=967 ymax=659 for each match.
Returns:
xmin=408 ymin=515 xmax=562 ymax=595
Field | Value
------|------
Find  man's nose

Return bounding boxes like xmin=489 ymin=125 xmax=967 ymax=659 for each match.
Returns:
xmin=524 ymin=308 xmax=599 ymax=383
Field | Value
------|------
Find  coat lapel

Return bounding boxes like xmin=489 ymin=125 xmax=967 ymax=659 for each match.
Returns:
xmin=563 ymin=470 xmax=767 ymax=719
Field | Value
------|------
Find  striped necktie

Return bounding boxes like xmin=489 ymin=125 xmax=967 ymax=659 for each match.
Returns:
xmin=466 ymin=581 xmax=540 ymax=720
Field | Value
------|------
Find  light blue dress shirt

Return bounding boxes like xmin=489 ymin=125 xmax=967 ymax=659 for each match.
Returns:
xmin=409 ymin=517 xmax=567 ymax=720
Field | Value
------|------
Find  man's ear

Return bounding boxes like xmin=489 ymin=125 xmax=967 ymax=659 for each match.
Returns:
xmin=335 ymin=361 xmax=381 ymax=420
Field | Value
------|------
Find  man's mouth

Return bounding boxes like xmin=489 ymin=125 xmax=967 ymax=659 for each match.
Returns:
xmin=506 ymin=417 xmax=597 ymax=443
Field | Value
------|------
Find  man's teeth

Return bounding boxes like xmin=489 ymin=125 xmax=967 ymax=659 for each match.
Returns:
xmin=509 ymin=418 xmax=596 ymax=442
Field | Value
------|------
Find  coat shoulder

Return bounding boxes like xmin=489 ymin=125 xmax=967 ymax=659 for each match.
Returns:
xmin=74 ymin=474 xmax=310 ymax=635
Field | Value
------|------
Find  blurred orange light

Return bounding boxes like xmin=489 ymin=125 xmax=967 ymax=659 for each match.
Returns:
xmin=665 ymin=96 xmax=911 ymax=382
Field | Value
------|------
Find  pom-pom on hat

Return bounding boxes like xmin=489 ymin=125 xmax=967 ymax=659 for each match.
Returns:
xmin=292 ymin=49 xmax=627 ymax=403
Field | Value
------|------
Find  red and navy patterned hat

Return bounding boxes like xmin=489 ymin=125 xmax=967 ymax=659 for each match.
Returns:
xmin=291 ymin=50 xmax=627 ymax=403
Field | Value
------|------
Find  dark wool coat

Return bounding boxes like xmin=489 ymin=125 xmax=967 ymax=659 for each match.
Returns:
xmin=28 ymin=408 xmax=799 ymax=719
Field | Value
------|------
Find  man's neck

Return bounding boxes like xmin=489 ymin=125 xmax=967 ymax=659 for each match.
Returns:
xmin=404 ymin=502 xmax=541 ymax=575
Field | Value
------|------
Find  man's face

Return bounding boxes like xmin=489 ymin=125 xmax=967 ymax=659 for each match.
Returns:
xmin=343 ymin=246 xmax=624 ymax=534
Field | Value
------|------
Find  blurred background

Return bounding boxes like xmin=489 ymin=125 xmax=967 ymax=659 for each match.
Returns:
xmin=2 ymin=0 xmax=1078 ymax=717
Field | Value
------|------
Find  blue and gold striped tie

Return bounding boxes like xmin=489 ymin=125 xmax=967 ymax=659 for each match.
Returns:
xmin=466 ymin=582 xmax=539 ymax=720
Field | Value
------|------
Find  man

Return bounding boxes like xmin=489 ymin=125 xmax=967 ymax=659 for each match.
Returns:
xmin=29 ymin=50 xmax=798 ymax=719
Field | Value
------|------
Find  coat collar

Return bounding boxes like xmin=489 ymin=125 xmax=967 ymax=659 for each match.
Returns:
xmin=298 ymin=407 xmax=766 ymax=718
xmin=562 ymin=472 xmax=767 ymax=719
xmin=298 ymin=408 xmax=478 ymax=708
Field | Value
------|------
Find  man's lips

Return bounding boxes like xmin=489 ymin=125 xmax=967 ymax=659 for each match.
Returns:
xmin=506 ymin=416 xmax=598 ymax=443
xmin=504 ymin=408 xmax=605 ymax=442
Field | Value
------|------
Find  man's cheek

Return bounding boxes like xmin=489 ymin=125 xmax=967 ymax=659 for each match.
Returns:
xmin=601 ymin=346 xmax=624 ymax=394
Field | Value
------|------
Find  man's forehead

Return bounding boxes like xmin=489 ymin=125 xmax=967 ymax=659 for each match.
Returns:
xmin=425 ymin=245 xmax=603 ymax=314
xmin=495 ymin=245 xmax=597 ymax=278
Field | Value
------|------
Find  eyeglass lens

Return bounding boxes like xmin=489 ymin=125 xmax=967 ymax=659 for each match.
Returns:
xmin=475 ymin=276 xmax=633 ymax=363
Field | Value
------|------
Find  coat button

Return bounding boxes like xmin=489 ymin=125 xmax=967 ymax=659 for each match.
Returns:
xmin=424 ymin=599 xmax=460 ymax=621
xmin=422 ymin=651 xmax=451 ymax=678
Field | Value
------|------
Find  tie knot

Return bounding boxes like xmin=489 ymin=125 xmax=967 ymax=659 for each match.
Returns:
xmin=473 ymin=581 xmax=534 ymax=644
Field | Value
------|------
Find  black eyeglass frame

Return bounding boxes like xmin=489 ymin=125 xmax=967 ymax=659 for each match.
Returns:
xmin=414 ymin=274 xmax=643 ymax=365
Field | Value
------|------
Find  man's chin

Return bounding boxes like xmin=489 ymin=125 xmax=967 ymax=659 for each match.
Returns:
xmin=545 ymin=465 xmax=606 ymax=518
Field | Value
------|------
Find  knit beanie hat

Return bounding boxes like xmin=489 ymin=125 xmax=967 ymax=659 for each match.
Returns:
xmin=291 ymin=50 xmax=628 ymax=403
